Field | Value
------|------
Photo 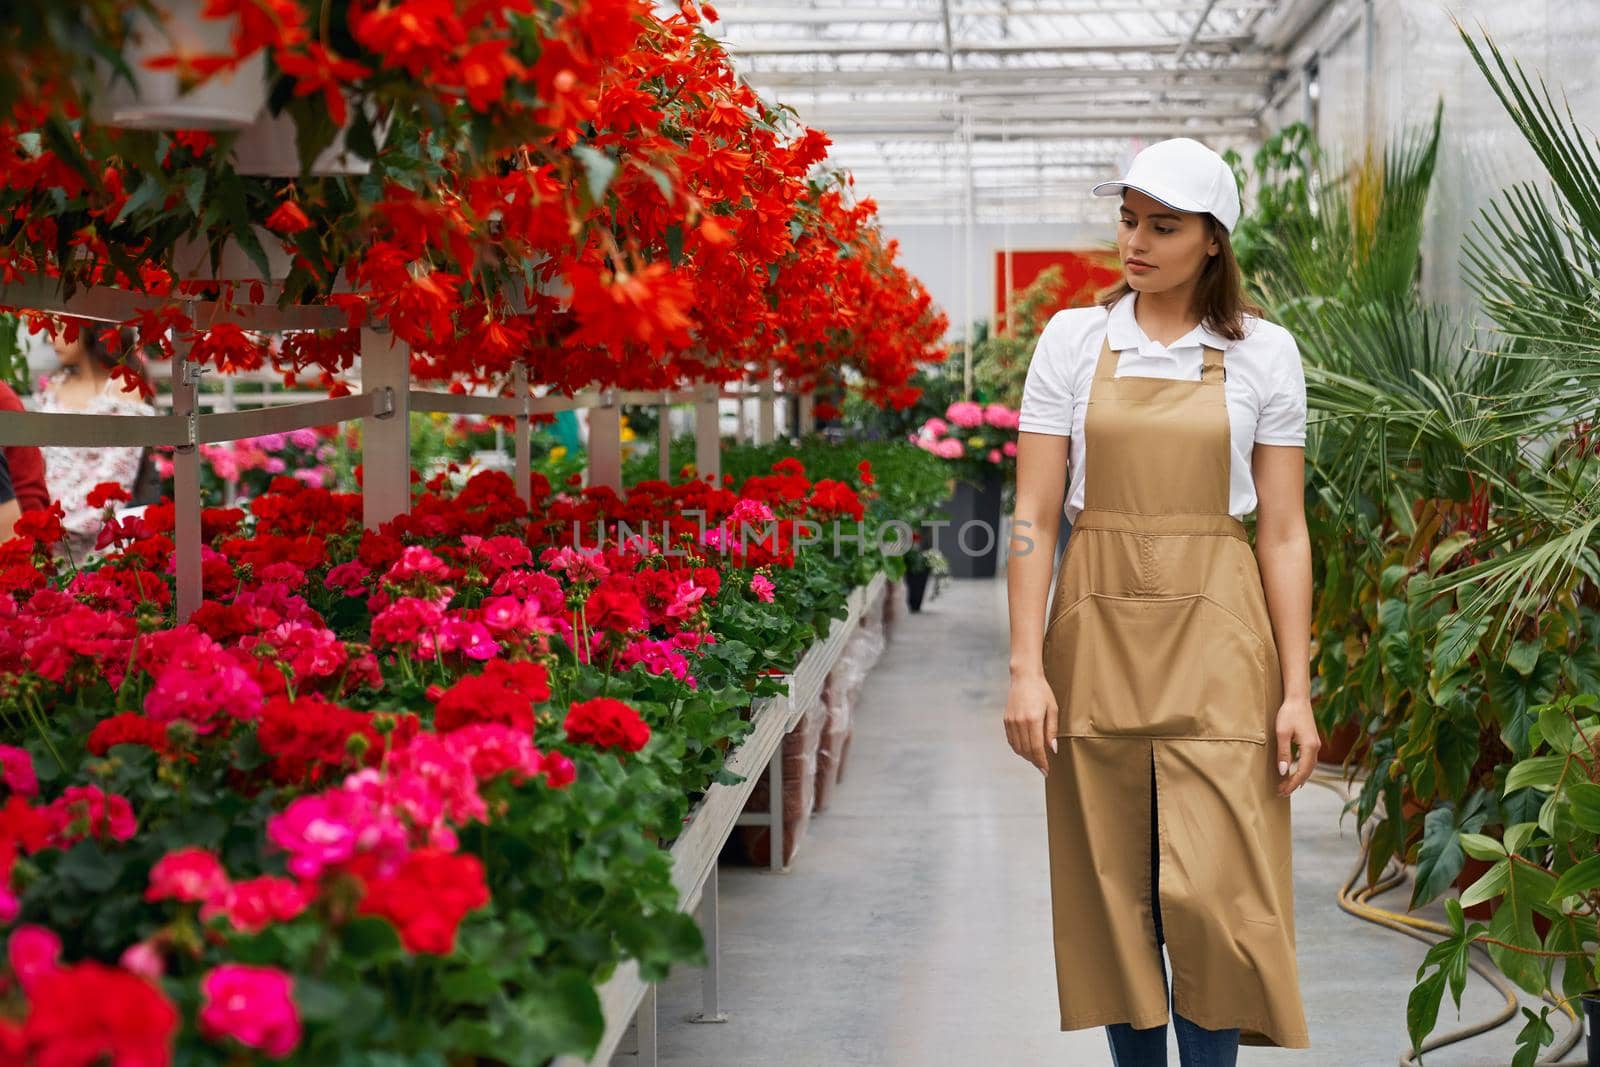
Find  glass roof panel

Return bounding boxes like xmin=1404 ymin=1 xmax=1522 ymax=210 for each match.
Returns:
xmin=689 ymin=0 xmax=1301 ymax=223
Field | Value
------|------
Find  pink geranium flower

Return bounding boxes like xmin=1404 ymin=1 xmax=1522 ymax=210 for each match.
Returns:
xmin=202 ymin=877 xmax=312 ymax=935
xmin=8 ymin=925 xmax=60 ymax=993
xmin=146 ymin=847 xmax=230 ymax=904
xmin=266 ymin=789 xmax=409 ymax=880
xmin=945 ymin=401 xmax=984 ymax=428
xmin=0 ymin=746 xmax=37 ymax=798
xmin=983 ymin=403 xmax=1020 ymax=430
xmin=47 ymin=786 xmax=137 ymax=847
xmin=199 ymin=964 xmax=302 ymax=1058
xmin=748 ymin=573 xmax=775 ymax=603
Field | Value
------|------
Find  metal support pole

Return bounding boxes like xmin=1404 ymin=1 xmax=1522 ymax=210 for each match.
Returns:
xmin=756 ymin=367 xmax=775 ymax=445
xmin=172 ymin=353 xmax=202 ymax=623
xmin=694 ymin=382 xmax=721 ymax=485
xmin=962 ymin=105 xmax=976 ymax=401
xmin=688 ymin=866 xmax=729 ymax=1023
xmin=657 ymin=402 xmax=671 ymax=483
xmin=360 ymin=326 xmax=410 ymax=530
xmin=587 ymin=387 xmax=622 ymax=491
xmin=512 ymin=363 xmax=530 ymax=507
xmin=767 ymin=742 xmax=785 ymax=872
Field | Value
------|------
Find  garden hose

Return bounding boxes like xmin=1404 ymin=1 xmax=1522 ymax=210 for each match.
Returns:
xmin=1304 ymin=769 xmax=1584 ymax=1065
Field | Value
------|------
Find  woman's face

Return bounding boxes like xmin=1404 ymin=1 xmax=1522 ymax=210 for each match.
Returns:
xmin=50 ymin=330 xmax=87 ymax=369
xmin=1115 ymin=188 xmax=1219 ymax=295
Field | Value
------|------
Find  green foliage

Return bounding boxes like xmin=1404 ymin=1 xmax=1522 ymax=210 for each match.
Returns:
xmin=971 ymin=264 xmax=1072 ymax=410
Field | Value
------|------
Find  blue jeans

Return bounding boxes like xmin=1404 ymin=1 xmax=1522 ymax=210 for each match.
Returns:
xmin=1105 ymin=759 xmax=1240 ymax=1067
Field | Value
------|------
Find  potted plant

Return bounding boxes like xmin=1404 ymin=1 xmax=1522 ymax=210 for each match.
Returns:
xmin=90 ymin=0 xmax=270 ymax=130
xmin=912 ymin=400 xmax=1018 ymax=579
xmin=903 ymin=539 xmax=948 ymax=612
xmin=1408 ymin=694 xmax=1600 ymax=1065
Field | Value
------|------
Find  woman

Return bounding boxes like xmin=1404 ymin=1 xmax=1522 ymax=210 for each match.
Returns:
xmin=1005 ymin=137 xmax=1314 ymax=1064
xmin=33 ymin=320 xmax=154 ymax=563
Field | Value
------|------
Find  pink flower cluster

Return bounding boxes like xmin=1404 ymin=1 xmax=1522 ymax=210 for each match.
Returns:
xmin=912 ymin=401 xmax=1022 ymax=465
xmin=140 ymin=628 xmax=265 ymax=733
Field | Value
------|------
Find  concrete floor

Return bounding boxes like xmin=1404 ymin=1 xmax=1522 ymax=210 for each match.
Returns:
xmin=638 ymin=575 xmax=1585 ymax=1067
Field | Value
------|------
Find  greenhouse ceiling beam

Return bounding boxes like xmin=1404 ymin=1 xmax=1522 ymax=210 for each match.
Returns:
xmin=713 ymin=3 xmax=1275 ymax=22
xmin=774 ymin=82 xmax=1271 ymax=101
xmin=796 ymin=101 xmax=1257 ymax=122
xmin=744 ymin=64 xmax=1280 ymax=88
xmin=819 ymin=119 xmax=1259 ymax=136
xmin=722 ymin=33 xmax=1255 ymax=55
xmin=939 ymin=0 xmax=955 ymax=72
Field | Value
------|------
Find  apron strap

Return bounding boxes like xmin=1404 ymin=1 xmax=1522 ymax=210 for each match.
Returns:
xmin=1093 ymin=334 xmax=1230 ymax=383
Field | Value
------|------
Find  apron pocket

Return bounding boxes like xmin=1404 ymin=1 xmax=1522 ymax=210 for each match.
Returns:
xmin=1043 ymin=591 xmax=1269 ymax=743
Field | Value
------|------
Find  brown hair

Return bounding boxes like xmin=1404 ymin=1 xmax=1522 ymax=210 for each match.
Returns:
xmin=1094 ymin=212 xmax=1262 ymax=341
xmin=75 ymin=321 xmax=151 ymax=391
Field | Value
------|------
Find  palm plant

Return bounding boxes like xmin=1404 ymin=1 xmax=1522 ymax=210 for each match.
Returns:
xmin=1247 ymin=23 xmax=1600 ymax=995
xmin=1248 ymin=18 xmax=1600 ymax=1064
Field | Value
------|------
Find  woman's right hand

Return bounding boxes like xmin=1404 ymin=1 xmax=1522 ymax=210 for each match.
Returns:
xmin=1005 ymin=671 xmax=1059 ymax=777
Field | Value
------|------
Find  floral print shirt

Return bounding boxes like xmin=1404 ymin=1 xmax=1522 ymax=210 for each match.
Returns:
xmin=29 ymin=372 xmax=156 ymax=564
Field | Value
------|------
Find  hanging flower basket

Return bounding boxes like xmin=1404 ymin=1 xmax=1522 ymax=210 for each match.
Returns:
xmin=170 ymin=226 xmax=294 ymax=282
xmin=90 ymin=0 xmax=268 ymax=130
xmin=231 ymin=96 xmax=392 ymax=177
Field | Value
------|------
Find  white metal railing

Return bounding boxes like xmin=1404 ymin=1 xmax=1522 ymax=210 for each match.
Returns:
xmin=0 ymin=280 xmax=817 ymax=621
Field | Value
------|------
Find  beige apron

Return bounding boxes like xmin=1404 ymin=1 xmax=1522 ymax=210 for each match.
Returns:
xmin=1041 ymin=333 xmax=1310 ymax=1048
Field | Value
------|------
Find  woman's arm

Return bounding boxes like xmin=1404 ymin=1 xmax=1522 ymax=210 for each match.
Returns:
xmin=1252 ymin=441 xmax=1316 ymax=796
xmin=1005 ymin=430 xmax=1069 ymax=776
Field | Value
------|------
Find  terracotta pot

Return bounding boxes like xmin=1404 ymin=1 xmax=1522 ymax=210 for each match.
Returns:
xmin=1454 ymin=854 xmax=1496 ymax=921
xmin=92 ymin=0 xmax=268 ymax=129
xmin=1317 ymin=718 xmax=1363 ymax=765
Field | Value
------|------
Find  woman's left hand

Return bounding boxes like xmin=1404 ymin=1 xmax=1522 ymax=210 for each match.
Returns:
xmin=1273 ymin=696 xmax=1318 ymax=798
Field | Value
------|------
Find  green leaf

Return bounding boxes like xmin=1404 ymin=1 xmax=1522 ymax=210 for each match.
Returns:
xmin=1412 ymin=806 xmax=1467 ymax=907
xmin=1459 ymin=832 xmax=1507 ymax=860
xmin=182 ymin=168 xmax=206 ymax=218
xmin=341 ymin=916 xmax=403 ymax=963
xmin=1431 ymin=610 xmax=1490 ymax=678
xmin=1550 ymin=854 xmax=1600 ymax=904
xmin=113 ymin=176 xmax=170 ymax=227
xmin=1459 ymin=858 xmax=1509 ymax=908
xmin=1506 ymin=638 xmax=1543 ymax=677
xmin=1502 ymin=820 xmax=1541 ymax=855
xmin=1512 ymin=1005 xmax=1556 ymax=1067
xmin=1565 ymin=781 xmax=1600 ymax=832
xmin=1405 ymin=968 xmax=1448 ymax=1054
xmin=1505 ymin=755 xmax=1569 ymax=793
xmin=1427 ymin=531 xmax=1474 ymax=575
xmin=55 ymin=841 xmax=123 ymax=894
xmin=572 ymin=145 xmax=617 ymax=205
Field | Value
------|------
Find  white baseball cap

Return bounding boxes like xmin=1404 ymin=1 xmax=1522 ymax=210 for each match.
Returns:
xmin=1090 ymin=137 xmax=1242 ymax=233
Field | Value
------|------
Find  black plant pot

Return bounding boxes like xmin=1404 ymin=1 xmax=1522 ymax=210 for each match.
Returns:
xmin=933 ymin=467 xmax=1004 ymax=579
xmin=905 ymin=568 xmax=930 ymax=612
xmin=1583 ymin=989 xmax=1600 ymax=1066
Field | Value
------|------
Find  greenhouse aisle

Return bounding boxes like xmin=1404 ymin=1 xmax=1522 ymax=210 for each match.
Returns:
xmin=647 ymin=575 xmax=1574 ymax=1067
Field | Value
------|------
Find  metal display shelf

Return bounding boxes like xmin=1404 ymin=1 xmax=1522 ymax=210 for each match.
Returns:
xmin=553 ymin=571 xmax=889 ymax=1067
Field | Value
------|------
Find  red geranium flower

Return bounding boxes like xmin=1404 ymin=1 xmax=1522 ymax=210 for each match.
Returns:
xmin=356 ymin=848 xmax=489 ymax=955
xmin=563 ymin=696 xmax=650 ymax=752
xmin=20 ymin=961 xmax=179 ymax=1067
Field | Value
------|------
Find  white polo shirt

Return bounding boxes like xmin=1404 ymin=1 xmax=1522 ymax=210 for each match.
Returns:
xmin=1017 ymin=290 xmax=1307 ymax=523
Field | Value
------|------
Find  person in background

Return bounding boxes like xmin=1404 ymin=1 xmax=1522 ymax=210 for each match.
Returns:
xmin=31 ymin=320 xmax=154 ymax=562
xmin=0 ymin=377 xmax=49 ymax=542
